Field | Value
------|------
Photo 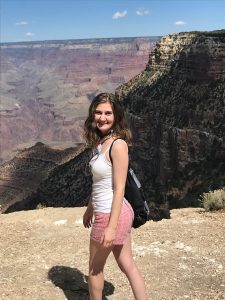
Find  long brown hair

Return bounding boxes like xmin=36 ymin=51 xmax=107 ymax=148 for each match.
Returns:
xmin=84 ymin=92 xmax=132 ymax=148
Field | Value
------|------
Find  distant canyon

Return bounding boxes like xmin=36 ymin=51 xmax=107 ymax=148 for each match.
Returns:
xmin=0 ymin=37 xmax=159 ymax=163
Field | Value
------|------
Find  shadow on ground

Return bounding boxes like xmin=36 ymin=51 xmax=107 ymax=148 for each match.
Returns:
xmin=48 ymin=265 xmax=115 ymax=300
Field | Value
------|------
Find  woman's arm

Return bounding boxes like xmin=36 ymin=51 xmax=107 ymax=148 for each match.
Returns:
xmin=101 ymin=139 xmax=128 ymax=247
xmin=83 ymin=194 xmax=93 ymax=228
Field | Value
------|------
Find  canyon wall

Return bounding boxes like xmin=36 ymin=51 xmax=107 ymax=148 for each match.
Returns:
xmin=116 ymin=30 xmax=225 ymax=209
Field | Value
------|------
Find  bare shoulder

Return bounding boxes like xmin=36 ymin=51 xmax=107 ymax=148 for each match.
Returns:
xmin=110 ymin=138 xmax=128 ymax=165
xmin=111 ymin=139 xmax=128 ymax=152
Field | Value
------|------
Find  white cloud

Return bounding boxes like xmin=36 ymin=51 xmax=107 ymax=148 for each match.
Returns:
xmin=26 ymin=32 xmax=35 ymax=36
xmin=112 ymin=10 xmax=127 ymax=20
xmin=136 ymin=9 xmax=150 ymax=16
xmin=16 ymin=21 xmax=28 ymax=26
xmin=175 ymin=20 xmax=187 ymax=25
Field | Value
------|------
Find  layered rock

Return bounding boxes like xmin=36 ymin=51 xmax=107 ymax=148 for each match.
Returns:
xmin=149 ymin=32 xmax=225 ymax=80
xmin=116 ymin=30 xmax=225 ymax=209
xmin=0 ymin=37 xmax=159 ymax=163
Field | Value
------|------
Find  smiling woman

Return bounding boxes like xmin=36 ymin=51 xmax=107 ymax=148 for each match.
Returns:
xmin=83 ymin=92 xmax=147 ymax=299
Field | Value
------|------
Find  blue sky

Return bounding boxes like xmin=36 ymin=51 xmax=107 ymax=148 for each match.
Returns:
xmin=1 ymin=0 xmax=225 ymax=43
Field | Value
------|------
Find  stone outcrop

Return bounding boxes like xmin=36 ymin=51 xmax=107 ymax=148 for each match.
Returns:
xmin=0 ymin=37 xmax=159 ymax=163
xmin=149 ymin=31 xmax=225 ymax=80
xmin=116 ymin=30 xmax=225 ymax=209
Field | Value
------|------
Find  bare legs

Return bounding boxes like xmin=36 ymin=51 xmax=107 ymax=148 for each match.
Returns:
xmin=88 ymin=239 xmax=113 ymax=300
xmin=113 ymin=235 xmax=147 ymax=300
xmin=88 ymin=236 xmax=147 ymax=300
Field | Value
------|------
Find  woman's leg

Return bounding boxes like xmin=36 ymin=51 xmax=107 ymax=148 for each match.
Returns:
xmin=113 ymin=235 xmax=148 ymax=300
xmin=88 ymin=239 xmax=113 ymax=300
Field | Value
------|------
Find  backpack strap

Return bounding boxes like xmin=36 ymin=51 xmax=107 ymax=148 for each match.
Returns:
xmin=109 ymin=138 xmax=123 ymax=164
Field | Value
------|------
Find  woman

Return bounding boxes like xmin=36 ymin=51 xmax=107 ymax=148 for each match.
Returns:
xmin=83 ymin=92 xmax=147 ymax=300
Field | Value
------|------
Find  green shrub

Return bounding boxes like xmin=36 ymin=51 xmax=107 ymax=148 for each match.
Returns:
xmin=201 ymin=188 xmax=225 ymax=211
xmin=36 ymin=203 xmax=46 ymax=209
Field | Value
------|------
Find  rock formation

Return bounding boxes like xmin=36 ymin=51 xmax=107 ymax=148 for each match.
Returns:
xmin=116 ymin=30 xmax=225 ymax=209
xmin=0 ymin=142 xmax=87 ymax=213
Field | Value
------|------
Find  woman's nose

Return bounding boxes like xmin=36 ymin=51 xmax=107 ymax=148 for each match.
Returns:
xmin=99 ymin=114 xmax=106 ymax=120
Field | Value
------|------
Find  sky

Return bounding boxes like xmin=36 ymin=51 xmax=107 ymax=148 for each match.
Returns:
xmin=1 ymin=0 xmax=225 ymax=43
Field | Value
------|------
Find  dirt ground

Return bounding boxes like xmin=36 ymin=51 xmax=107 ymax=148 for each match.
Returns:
xmin=0 ymin=207 xmax=224 ymax=300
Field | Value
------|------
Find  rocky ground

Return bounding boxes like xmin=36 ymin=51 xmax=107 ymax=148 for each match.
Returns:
xmin=0 ymin=207 xmax=224 ymax=300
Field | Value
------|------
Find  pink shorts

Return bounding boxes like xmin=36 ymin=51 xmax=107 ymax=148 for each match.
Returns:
xmin=90 ymin=199 xmax=134 ymax=245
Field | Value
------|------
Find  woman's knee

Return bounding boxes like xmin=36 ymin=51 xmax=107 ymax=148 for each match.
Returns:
xmin=89 ymin=240 xmax=113 ymax=275
xmin=89 ymin=263 xmax=104 ymax=276
xmin=116 ymin=257 xmax=136 ymax=275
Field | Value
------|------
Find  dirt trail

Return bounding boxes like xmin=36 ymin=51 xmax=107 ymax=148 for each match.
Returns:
xmin=0 ymin=207 xmax=224 ymax=300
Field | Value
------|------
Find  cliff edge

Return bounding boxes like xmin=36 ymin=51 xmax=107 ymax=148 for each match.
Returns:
xmin=116 ymin=30 xmax=225 ymax=209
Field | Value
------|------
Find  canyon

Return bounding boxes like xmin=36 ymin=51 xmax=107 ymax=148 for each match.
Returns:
xmin=0 ymin=31 xmax=224 ymax=300
xmin=0 ymin=37 xmax=159 ymax=163
xmin=0 ymin=30 xmax=225 ymax=219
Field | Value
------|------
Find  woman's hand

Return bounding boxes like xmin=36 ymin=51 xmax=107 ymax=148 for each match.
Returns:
xmin=100 ymin=226 xmax=116 ymax=247
xmin=83 ymin=207 xmax=93 ymax=228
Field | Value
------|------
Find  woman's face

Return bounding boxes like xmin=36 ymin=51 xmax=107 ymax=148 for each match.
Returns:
xmin=94 ymin=101 xmax=115 ymax=135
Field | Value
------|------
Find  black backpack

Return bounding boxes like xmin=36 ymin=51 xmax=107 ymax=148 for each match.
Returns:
xmin=109 ymin=139 xmax=150 ymax=228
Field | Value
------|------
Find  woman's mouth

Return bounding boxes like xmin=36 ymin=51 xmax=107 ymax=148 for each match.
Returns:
xmin=98 ymin=122 xmax=107 ymax=127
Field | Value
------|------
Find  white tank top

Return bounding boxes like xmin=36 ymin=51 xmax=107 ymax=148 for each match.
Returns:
xmin=89 ymin=145 xmax=113 ymax=213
